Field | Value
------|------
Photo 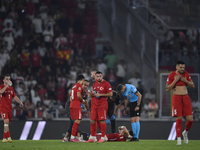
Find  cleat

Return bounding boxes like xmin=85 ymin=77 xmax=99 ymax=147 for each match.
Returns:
xmin=85 ymin=139 xmax=95 ymax=143
xmin=97 ymin=139 xmax=104 ymax=143
xmin=177 ymin=138 xmax=181 ymax=145
xmin=182 ymin=130 xmax=188 ymax=144
xmin=130 ymin=138 xmax=139 ymax=141
xmin=2 ymin=139 xmax=8 ymax=143
xmin=7 ymin=137 xmax=12 ymax=143
xmin=62 ymin=138 xmax=68 ymax=142
xmin=70 ymin=139 xmax=79 ymax=142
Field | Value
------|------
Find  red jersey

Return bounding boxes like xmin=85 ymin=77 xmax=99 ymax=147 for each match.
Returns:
xmin=93 ymin=80 xmax=112 ymax=107
xmin=167 ymin=71 xmax=192 ymax=87
xmin=70 ymin=83 xmax=83 ymax=108
xmin=0 ymin=85 xmax=16 ymax=112
xmin=106 ymin=133 xmax=126 ymax=142
xmin=31 ymin=54 xmax=40 ymax=67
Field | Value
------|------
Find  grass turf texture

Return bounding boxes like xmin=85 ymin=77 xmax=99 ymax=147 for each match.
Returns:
xmin=0 ymin=140 xmax=199 ymax=150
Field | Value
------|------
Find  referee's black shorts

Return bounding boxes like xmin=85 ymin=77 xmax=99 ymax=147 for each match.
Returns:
xmin=130 ymin=101 xmax=142 ymax=117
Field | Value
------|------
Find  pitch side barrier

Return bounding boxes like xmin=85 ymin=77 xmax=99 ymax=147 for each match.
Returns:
xmin=0 ymin=120 xmax=199 ymax=140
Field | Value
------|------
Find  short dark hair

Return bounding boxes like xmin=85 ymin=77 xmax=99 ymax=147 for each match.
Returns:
xmin=176 ymin=60 xmax=185 ymax=65
xmin=95 ymin=71 xmax=103 ymax=75
xmin=91 ymin=69 xmax=99 ymax=72
xmin=77 ymin=74 xmax=85 ymax=81
xmin=3 ymin=74 xmax=10 ymax=79
xmin=112 ymin=90 xmax=118 ymax=99
xmin=116 ymin=84 xmax=124 ymax=93
xmin=84 ymin=79 xmax=89 ymax=82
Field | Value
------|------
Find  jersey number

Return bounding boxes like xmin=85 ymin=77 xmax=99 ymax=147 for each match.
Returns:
xmin=71 ymin=90 xmax=74 ymax=100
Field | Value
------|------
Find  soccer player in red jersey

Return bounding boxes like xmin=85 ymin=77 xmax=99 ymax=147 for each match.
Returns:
xmin=105 ymin=126 xmax=133 ymax=142
xmin=69 ymin=74 xmax=85 ymax=142
xmin=88 ymin=69 xmax=101 ymax=141
xmin=166 ymin=60 xmax=194 ymax=145
xmin=0 ymin=74 xmax=23 ymax=143
xmin=86 ymin=71 xmax=112 ymax=143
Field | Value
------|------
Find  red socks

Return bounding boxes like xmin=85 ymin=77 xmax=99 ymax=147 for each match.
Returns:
xmin=100 ymin=123 xmax=106 ymax=137
xmin=3 ymin=132 xmax=7 ymax=139
xmin=97 ymin=121 xmax=101 ymax=131
xmin=91 ymin=123 xmax=96 ymax=136
xmin=185 ymin=120 xmax=193 ymax=131
xmin=176 ymin=119 xmax=182 ymax=137
xmin=71 ymin=122 xmax=79 ymax=136
xmin=7 ymin=131 xmax=10 ymax=138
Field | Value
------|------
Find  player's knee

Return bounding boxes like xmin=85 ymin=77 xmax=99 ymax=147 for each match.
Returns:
xmin=90 ymin=120 xmax=96 ymax=124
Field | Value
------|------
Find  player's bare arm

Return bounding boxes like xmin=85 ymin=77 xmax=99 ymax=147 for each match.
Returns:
xmin=14 ymin=96 xmax=23 ymax=107
xmin=77 ymin=92 xmax=85 ymax=103
xmin=180 ymin=77 xmax=195 ymax=88
xmin=113 ymin=104 xmax=119 ymax=115
xmin=95 ymin=92 xmax=113 ymax=97
xmin=123 ymin=97 xmax=128 ymax=115
xmin=135 ymin=91 xmax=142 ymax=111
xmin=84 ymin=100 xmax=91 ymax=117
xmin=122 ymin=127 xmax=132 ymax=139
xmin=166 ymin=75 xmax=182 ymax=91
xmin=0 ymin=80 xmax=11 ymax=94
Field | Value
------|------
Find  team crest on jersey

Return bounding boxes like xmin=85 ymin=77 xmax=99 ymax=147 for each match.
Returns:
xmin=100 ymin=87 xmax=104 ymax=91
xmin=78 ymin=87 xmax=81 ymax=90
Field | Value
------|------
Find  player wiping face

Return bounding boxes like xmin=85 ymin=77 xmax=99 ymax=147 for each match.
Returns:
xmin=3 ymin=76 xmax=12 ymax=86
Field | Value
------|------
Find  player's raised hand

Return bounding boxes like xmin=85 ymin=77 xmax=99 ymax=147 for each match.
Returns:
xmin=180 ymin=77 xmax=187 ymax=83
xmin=174 ymin=75 xmax=182 ymax=81
xmin=7 ymin=80 xmax=12 ymax=86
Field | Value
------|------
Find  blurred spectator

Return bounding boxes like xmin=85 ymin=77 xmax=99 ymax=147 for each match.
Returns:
xmin=95 ymin=32 xmax=105 ymax=58
xmin=148 ymin=99 xmax=158 ymax=118
xmin=0 ymin=49 xmax=10 ymax=72
xmin=19 ymin=109 xmax=29 ymax=120
xmin=36 ymin=101 xmax=43 ymax=118
xmin=144 ymin=88 xmax=156 ymax=101
xmin=107 ymin=69 xmax=117 ymax=89
xmin=142 ymin=98 xmax=150 ymax=118
xmin=69 ymin=66 xmax=77 ymax=82
xmin=29 ymin=34 xmax=41 ymax=50
xmin=58 ymin=74 xmax=66 ymax=87
xmin=46 ymin=76 xmax=56 ymax=97
xmin=43 ymin=26 xmax=54 ymax=49
xmin=13 ymin=24 xmax=23 ymax=38
xmin=38 ymin=84 xmax=47 ymax=101
xmin=14 ymin=71 xmax=24 ymax=86
xmin=2 ymin=22 xmax=13 ymax=34
xmin=29 ymin=75 xmax=37 ymax=87
xmin=54 ymin=33 xmax=67 ymax=49
xmin=186 ymin=25 xmax=197 ymax=42
xmin=3 ymin=32 xmax=14 ymax=51
xmin=15 ymin=82 xmax=26 ymax=103
xmin=9 ymin=6 xmax=18 ymax=21
xmin=24 ymin=98 xmax=34 ymax=118
xmin=67 ymin=27 xmax=77 ymax=49
xmin=32 ymin=91 xmax=41 ymax=107
xmin=32 ymin=14 xmax=42 ymax=34
xmin=43 ymin=105 xmax=53 ymax=120
xmin=24 ymin=76 xmax=30 ymax=90
xmin=97 ymin=58 xmax=107 ymax=76
xmin=116 ymin=60 xmax=126 ymax=84
xmin=11 ymin=69 xmax=17 ymax=80
xmin=26 ymin=0 xmax=35 ymax=20
xmin=3 ymin=14 xmax=13 ymax=27
xmin=22 ymin=15 xmax=32 ymax=38
xmin=31 ymin=49 xmax=41 ymax=73
xmin=20 ymin=48 xmax=30 ymax=72
xmin=38 ymin=42 xmax=47 ymax=57
xmin=128 ymin=72 xmax=141 ymax=88
xmin=165 ymin=29 xmax=174 ymax=52
xmin=74 ymin=48 xmax=85 ymax=72
xmin=58 ymin=14 xmax=70 ymax=34
xmin=104 ymin=50 xmax=117 ymax=69
xmin=55 ymin=82 xmax=65 ymax=103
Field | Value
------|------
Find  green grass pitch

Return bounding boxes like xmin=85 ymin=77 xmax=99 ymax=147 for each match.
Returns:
xmin=0 ymin=140 xmax=199 ymax=150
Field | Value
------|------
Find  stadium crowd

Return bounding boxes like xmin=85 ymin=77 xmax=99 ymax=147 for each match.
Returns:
xmin=0 ymin=0 xmax=161 ymax=120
